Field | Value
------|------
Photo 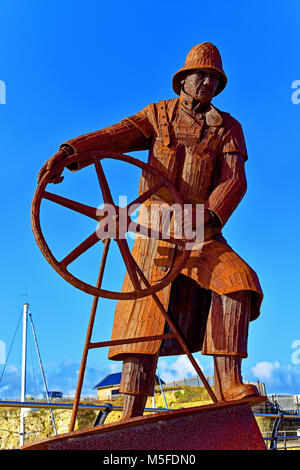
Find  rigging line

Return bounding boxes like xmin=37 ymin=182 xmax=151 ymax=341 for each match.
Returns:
xmin=28 ymin=309 xmax=58 ymax=436
xmin=28 ymin=330 xmax=38 ymax=399
xmin=0 ymin=308 xmax=23 ymax=386
xmin=0 ymin=428 xmax=22 ymax=435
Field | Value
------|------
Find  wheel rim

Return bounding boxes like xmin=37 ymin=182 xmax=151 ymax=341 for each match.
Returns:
xmin=31 ymin=151 xmax=191 ymax=300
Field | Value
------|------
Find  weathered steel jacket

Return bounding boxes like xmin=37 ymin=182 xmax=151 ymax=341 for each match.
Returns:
xmin=63 ymin=92 xmax=263 ymax=360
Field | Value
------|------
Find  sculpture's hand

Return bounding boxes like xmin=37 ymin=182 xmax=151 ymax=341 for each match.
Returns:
xmin=37 ymin=146 xmax=74 ymax=184
xmin=177 ymin=207 xmax=220 ymax=243
xmin=203 ymin=209 xmax=221 ymax=240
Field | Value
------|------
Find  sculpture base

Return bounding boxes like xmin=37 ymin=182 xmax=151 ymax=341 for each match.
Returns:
xmin=22 ymin=397 xmax=266 ymax=451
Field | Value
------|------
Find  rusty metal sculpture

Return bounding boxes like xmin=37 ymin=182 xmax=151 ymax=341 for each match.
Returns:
xmin=32 ymin=42 xmax=264 ymax=441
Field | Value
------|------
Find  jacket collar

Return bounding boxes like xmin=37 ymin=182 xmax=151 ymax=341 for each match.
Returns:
xmin=179 ymin=90 xmax=223 ymax=127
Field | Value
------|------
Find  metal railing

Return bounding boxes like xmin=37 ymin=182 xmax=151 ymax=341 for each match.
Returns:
xmin=255 ymin=411 xmax=300 ymax=450
xmin=0 ymin=399 xmax=171 ymax=413
xmin=267 ymin=394 xmax=300 ymax=415
xmin=263 ymin=433 xmax=300 ymax=450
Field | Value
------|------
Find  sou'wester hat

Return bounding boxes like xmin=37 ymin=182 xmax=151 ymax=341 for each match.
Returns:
xmin=172 ymin=42 xmax=227 ymax=96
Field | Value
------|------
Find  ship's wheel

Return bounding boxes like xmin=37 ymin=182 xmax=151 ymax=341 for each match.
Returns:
xmin=31 ymin=151 xmax=191 ymax=300
xmin=31 ymin=150 xmax=220 ymax=435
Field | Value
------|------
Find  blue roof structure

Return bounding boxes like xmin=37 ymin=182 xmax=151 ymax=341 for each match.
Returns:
xmin=93 ymin=372 xmax=122 ymax=389
xmin=94 ymin=372 xmax=165 ymax=389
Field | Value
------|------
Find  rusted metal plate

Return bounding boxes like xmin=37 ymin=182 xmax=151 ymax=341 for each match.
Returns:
xmin=22 ymin=397 xmax=266 ymax=451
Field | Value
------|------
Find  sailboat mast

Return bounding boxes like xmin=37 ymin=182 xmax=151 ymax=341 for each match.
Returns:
xmin=28 ymin=309 xmax=57 ymax=435
xmin=20 ymin=303 xmax=28 ymax=448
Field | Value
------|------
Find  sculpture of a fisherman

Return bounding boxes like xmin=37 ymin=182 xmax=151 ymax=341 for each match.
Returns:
xmin=38 ymin=43 xmax=263 ymax=420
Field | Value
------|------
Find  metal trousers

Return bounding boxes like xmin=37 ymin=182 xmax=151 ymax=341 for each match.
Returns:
xmin=119 ymin=290 xmax=252 ymax=396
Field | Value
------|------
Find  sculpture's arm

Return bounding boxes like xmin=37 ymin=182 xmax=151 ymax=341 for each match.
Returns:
xmin=37 ymin=110 xmax=154 ymax=183
xmin=204 ymin=152 xmax=247 ymax=228
xmin=62 ymin=116 xmax=153 ymax=171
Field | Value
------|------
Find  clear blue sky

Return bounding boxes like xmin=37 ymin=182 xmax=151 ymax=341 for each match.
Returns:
xmin=0 ymin=0 xmax=299 ymax=399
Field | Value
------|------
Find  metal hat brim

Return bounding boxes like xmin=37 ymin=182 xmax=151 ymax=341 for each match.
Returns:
xmin=172 ymin=66 xmax=228 ymax=96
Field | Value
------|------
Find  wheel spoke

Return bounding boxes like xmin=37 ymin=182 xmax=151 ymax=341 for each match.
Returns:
xmin=116 ymin=238 xmax=141 ymax=291
xmin=60 ymin=231 xmax=100 ymax=268
xmin=96 ymin=238 xmax=110 ymax=288
xmin=127 ymin=181 xmax=164 ymax=215
xmin=94 ymin=159 xmax=115 ymax=206
xmin=44 ymin=192 xmax=98 ymax=220
xmin=131 ymin=257 xmax=151 ymax=289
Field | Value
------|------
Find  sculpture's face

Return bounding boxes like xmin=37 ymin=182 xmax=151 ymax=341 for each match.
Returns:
xmin=182 ymin=69 xmax=220 ymax=103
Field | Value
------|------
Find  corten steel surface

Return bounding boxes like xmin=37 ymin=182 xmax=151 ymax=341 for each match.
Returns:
xmin=22 ymin=397 xmax=267 ymax=450
xmin=33 ymin=43 xmax=263 ymax=364
xmin=32 ymin=148 xmax=219 ymax=433
xmin=172 ymin=42 xmax=227 ymax=96
xmin=32 ymin=42 xmax=265 ymax=442
xmin=31 ymin=151 xmax=191 ymax=301
xmin=68 ymin=235 xmax=212 ymax=432
xmin=68 ymin=272 xmax=218 ymax=432
xmin=32 ymin=149 xmax=219 ymax=427
xmin=66 ymin=212 xmax=217 ymax=431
